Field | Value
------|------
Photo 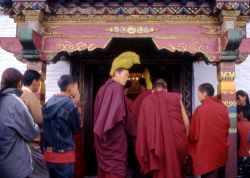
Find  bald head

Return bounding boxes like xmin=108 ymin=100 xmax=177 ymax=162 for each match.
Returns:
xmin=154 ymin=78 xmax=167 ymax=91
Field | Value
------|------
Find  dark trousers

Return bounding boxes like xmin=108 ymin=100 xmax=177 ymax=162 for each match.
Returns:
xmin=201 ymin=166 xmax=225 ymax=178
xmin=47 ymin=163 xmax=74 ymax=178
xmin=237 ymin=157 xmax=250 ymax=178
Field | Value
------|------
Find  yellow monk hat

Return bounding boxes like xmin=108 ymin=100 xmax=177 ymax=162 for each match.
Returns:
xmin=110 ymin=51 xmax=140 ymax=76
xmin=144 ymin=68 xmax=153 ymax=90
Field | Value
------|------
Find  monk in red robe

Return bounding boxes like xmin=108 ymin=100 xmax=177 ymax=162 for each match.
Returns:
xmin=131 ymin=78 xmax=152 ymax=127
xmin=94 ymin=67 xmax=137 ymax=178
xmin=130 ymin=78 xmax=152 ymax=178
xmin=188 ymin=83 xmax=230 ymax=178
xmin=136 ymin=79 xmax=189 ymax=178
xmin=124 ymin=80 xmax=134 ymax=111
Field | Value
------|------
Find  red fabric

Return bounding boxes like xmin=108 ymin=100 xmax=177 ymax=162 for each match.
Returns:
xmin=237 ymin=119 xmax=250 ymax=157
xmin=98 ymin=168 xmax=125 ymax=178
xmin=188 ymin=97 xmax=230 ymax=176
xmin=136 ymin=91 xmax=188 ymax=178
xmin=94 ymin=79 xmax=136 ymax=177
xmin=131 ymin=90 xmax=152 ymax=127
xmin=73 ymin=130 xmax=85 ymax=178
xmin=94 ymin=79 xmax=127 ymax=136
xmin=44 ymin=151 xmax=75 ymax=163
xmin=125 ymin=96 xmax=133 ymax=111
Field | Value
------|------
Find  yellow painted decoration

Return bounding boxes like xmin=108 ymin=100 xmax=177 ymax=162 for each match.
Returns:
xmin=109 ymin=51 xmax=140 ymax=76
xmin=57 ymin=41 xmax=96 ymax=52
xmin=105 ymin=26 xmax=158 ymax=34
xmin=223 ymin=101 xmax=237 ymax=107
xmin=218 ymin=81 xmax=236 ymax=94
xmin=219 ymin=72 xmax=235 ymax=81
xmin=39 ymin=80 xmax=46 ymax=93
xmin=166 ymin=42 xmax=208 ymax=53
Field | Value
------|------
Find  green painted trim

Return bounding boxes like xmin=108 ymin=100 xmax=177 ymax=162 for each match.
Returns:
xmin=220 ymin=50 xmax=239 ymax=61
xmin=224 ymin=29 xmax=243 ymax=51
xmin=17 ymin=28 xmax=41 ymax=61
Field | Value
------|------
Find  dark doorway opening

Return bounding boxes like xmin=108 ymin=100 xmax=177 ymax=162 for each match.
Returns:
xmin=66 ymin=37 xmax=198 ymax=176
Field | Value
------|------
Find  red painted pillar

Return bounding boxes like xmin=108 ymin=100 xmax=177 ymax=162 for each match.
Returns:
xmin=218 ymin=10 xmax=242 ymax=178
xmin=217 ymin=62 xmax=237 ymax=178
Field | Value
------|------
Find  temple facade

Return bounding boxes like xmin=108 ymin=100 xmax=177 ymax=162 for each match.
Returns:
xmin=0 ymin=0 xmax=250 ymax=177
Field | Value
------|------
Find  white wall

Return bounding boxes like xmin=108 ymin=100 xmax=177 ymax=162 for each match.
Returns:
xmin=0 ymin=16 xmax=26 ymax=79
xmin=0 ymin=15 xmax=16 ymax=37
xmin=0 ymin=48 xmax=26 ymax=77
xmin=235 ymin=56 xmax=250 ymax=94
xmin=246 ymin=23 xmax=250 ymax=38
xmin=45 ymin=60 xmax=71 ymax=101
xmin=192 ymin=61 xmax=218 ymax=110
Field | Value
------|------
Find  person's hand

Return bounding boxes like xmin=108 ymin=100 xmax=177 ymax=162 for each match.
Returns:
xmin=67 ymin=83 xmax=79 ymax=99
xmin=74 ymin=92 xmax=80 ymax=105
xmin=70 ymin=92 xmax=80 ymax=106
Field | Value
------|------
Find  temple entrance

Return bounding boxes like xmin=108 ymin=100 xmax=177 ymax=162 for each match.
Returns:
xmin=70 ymin=37 xmax=194 ymax=176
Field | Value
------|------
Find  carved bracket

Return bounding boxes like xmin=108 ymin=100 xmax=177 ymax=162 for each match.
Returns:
xmin=220 ymin=29 xmax=243 ymax=51
xmin=219 ymin=29 xmax=243 ymax=61
xmin=18 ymin=28 xmax=42 ymax=60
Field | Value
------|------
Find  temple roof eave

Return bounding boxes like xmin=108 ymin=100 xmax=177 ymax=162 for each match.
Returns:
xmin=1 ymin=0 xmax=214 ymax=9
xmin=0 ymin=0 xmax=249 ymax=16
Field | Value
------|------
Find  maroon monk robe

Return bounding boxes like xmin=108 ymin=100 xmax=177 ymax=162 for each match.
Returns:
xmin=130 ymin=90 xmax=152 ymax=178
xmin=136 ymin=91 xmax=188 ymax=178
xmin=98 ymin=168 xmax=124 ymax=178
xmin=188 ymin=97 xmax=230 ymax=177
xmin=125 ymin=96 xmax=134 ymax=111
xmin=74 ymin=103 xmax=85 ymax=178
xmin=131 ymin=90 xmax=152 ymax=127
xmin=73 ymin=130 xmax=85 ymax=178
xmin=94 ymin=79 xmax=136 ymax=178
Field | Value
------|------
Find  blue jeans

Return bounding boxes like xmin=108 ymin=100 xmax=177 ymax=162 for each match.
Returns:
xmin=47 ymin=163 xmax=74 ymax=178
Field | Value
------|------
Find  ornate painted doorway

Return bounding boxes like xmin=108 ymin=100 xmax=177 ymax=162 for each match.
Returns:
xmin=69 ymin=37 xmax=194 ymax=175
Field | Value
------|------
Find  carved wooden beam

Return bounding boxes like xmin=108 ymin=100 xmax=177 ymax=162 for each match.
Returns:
xmin=0 ymin=37 xmax=22 ymax=53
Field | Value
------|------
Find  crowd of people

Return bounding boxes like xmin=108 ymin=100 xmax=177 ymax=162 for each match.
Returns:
xmin=0 ymin=68 xmax=82 ymax=178
xmin=0 ymin=51 xmax=249 ymax=178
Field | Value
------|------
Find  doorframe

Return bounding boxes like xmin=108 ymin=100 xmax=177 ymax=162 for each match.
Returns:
xmin=70 ymin=57 xmax=193 ymax=175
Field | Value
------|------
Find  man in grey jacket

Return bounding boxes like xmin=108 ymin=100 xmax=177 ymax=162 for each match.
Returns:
xmin=0 ymin=68 xmax=39 ymax=178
